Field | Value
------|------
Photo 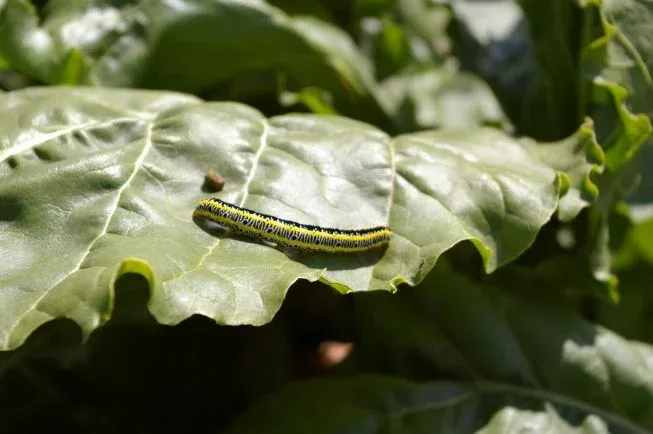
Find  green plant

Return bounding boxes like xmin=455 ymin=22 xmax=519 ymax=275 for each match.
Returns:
xmin=1 ymin=0 xmax=652 ymax=433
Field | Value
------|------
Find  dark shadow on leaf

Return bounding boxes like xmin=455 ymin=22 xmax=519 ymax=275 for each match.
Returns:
xmin=293 ymin=247 xmax=388 ymax=271
xmin=192 ymin=214 xmax=231 ymax=239
xmin=0 ymin=194 xmax=22 ymax=222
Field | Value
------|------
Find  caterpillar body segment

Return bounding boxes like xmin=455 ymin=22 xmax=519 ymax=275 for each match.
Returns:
xmin=193 ymin=198 xmax=392 ymax=253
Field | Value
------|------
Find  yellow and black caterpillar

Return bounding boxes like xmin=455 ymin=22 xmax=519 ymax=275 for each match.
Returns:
xmin=193 ymin=198 xmax=392 ymax=253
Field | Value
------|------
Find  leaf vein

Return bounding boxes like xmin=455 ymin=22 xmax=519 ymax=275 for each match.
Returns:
xmin=4 ymin=119 xmax=156 ymax=346
xmin=168 ymin=118 xmax=270 ymax=282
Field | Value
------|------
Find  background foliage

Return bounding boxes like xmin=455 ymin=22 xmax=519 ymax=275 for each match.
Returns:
xmin=1 ymin=0 xmax=653 ymax=433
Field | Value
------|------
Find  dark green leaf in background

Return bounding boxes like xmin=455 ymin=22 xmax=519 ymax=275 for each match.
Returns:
xmin=224 ymin=267 xmax=653 ymax=433
xmin=0 ymin=0 xmax=392 ymax=127
xmin=225 ymin=375 xmax=632 ymax=434
xmin=347 ymin=267 xmax=653 ymax=432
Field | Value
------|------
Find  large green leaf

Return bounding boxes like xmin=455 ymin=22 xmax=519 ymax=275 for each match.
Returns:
xmin=348 ymin=267 xmax=653 ymax=432
xmin=0 ymin=87 xmax=599 ymax=350
xmin=225 ymin=374 xmax=640 ymax=433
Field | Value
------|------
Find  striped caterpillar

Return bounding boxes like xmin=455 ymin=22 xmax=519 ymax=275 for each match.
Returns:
xmin=193 ymin=198 xmax=392 ymax=253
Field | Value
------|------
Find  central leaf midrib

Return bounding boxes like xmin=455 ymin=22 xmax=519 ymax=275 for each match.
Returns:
xmin=0 ymin=117 xmax=137 ymax=163
xmin=168 ymin=119 xmax=271 ymax=281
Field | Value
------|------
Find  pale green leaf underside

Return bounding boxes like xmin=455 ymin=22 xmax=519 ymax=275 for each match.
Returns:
xmin=0 ymin=87 xmax=594 ymax=350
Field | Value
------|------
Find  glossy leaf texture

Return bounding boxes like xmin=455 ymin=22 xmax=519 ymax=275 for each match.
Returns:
xmin=0 ymin=87 xmax=601 ymax=350
xmin=225 ymin=270 xmax=653 ymax=433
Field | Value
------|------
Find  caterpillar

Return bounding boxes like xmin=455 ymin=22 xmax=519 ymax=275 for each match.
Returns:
xmin=193 ymin=198 xmax=392 ymax=253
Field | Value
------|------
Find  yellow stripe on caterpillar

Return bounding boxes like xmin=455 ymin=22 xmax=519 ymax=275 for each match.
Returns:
xmin=193 ymin=198 xmax=392 ymax=253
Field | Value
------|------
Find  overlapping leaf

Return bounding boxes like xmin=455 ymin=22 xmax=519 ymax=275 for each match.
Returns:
xmin=0 ymin=87 xmax=600 ymax=350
